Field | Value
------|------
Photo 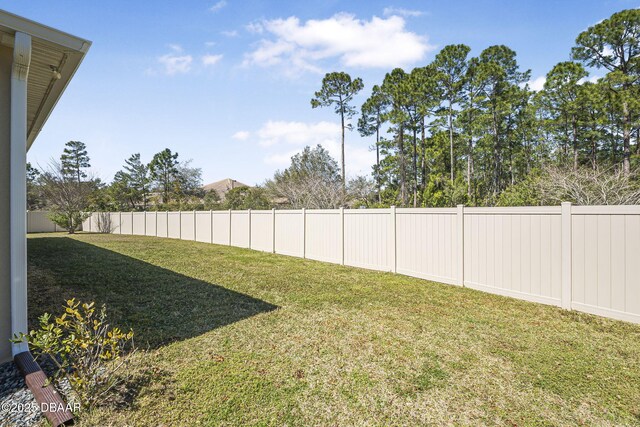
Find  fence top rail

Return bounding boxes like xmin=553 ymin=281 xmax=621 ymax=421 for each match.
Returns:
xmin=304 ymin=209 xmax=339 ymax=214
xmin=249 ymin=210 xmax=273 ymax=216
xmin=274 ymin=209 xmax=303 ymax=214
xmin=344 ymin=208 xmax=391 ymax=214
xmin=464 ymin=206 xmax=561 ymax=215
xmin=572 ymin=205 xmax=640 ymax=215
xmin=396 ymin=207 xmax=457 ymax=214
xmin=230 ymin=210 xmax=250 ymax=214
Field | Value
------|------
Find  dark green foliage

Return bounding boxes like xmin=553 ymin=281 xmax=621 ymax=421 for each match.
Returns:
xmin=60 ymin=140 xmax=90 ymax=183
xmin=223 ymin=186 xmax=270 ymax=210
xmin=149 ymin=148 xmax=179 ymax=204
xmin=347 ymin=9 xmax=640 ymax=207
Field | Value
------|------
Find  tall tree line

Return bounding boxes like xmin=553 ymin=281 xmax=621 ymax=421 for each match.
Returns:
xmin=330 ymin=8 xmax=640 ymax=207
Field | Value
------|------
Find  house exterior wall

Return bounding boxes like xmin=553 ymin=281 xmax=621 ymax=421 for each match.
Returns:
xmin=0 ymin=44 xmax=13 ymax=363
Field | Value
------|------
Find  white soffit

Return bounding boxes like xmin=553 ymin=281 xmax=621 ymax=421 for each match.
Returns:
xmin=0 ymin=9 xmax=91 ymax=150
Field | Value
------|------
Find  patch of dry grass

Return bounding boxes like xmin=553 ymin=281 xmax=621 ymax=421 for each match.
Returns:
xmin=27 ymin=233 xmax=640 ymax=426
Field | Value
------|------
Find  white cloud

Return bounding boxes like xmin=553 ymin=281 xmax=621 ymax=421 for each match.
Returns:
xmin=202 ymin=54 xmax=223 ymax=66
xmin=205 ymin=41 xmax=217 ymax=47
xmin=209 ymin=0 xmax=227 ymax=12
xmin=221 ymin=30 xmax=239 ymax=37
xmin=255 ymin=120 xmax=374 ymax=176
xmin=578 ymin=75 xmax=602 ymax=85
xmin=245 ymin=21 xmax=264 ymax=34
xmin=243 ymin=13 xmax=433 ymax=74
xmin=527 ymin=76 xmax=546 ymax=92
xmin=383 ymin=7 xmax=425 ymax=17
xmin=157 ymin=45 xmax=193 ymax=75
xmin=232 ymin=130 xmax=250 ymax=140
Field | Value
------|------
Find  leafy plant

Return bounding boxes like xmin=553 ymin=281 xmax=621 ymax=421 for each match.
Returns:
xmin=13 ymin=299 xmax=135 ymax=408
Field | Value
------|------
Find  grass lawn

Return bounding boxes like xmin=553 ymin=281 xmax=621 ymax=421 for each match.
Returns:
xmin=27 ymin=233 xmax=640 ymax=426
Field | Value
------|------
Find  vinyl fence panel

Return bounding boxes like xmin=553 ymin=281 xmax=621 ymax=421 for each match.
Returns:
xmin=344 ymin=209 xmax=392 ymax=272
xmin=274 ymin=210 xmax=304 ymax=257
xmin=305 ymin=210 xmax=342 ymax=264
xmin=213 ymin=211 xmax=230 ymax=245
xmin=230 ymin=211 xmax=249 ymax=248
xmin=250 ymin=210 xmax=274 ymax=252
xmin=195 ymin=211 xmax=212 ymax=243
xmin=167 ymin=212 xmax=181 ymax=239
xmin=156 ymin=212 xmax=168 ymax=238
xmin=145 ymin=212 xmax=157 ymax=237
xmin=396 ymin=208 xmax=458 ymax=285
xmin=180 ymin=211 xmax=196 ymax=241
xmin=132 ymin=212 xmax=145 ymax=235
xmin=570 ymin=206 xmax=640 ymax=323
xmin=27 ymin=211 xmax=57 ymax=233
xmin=463 ymin=207 xmax=562 ymax=307
xmin=120 ymin=212 xmax=133 ymax=235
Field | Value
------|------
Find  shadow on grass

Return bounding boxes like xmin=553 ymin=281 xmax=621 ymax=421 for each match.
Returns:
xmin=27 ymin=237 xmax=278 ymax=349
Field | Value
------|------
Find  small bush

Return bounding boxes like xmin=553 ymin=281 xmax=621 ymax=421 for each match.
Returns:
xmin=95 ymin=212 xmax=114 ymax=234
xmin=13 ymin=299 xmax=135 ymax=408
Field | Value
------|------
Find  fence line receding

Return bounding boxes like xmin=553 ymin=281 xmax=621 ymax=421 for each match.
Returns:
xmin=27 ymin=205 xmax=640 ymax=325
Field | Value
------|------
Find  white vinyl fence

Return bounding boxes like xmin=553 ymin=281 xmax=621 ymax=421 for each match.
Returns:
xmin=26 ymin=211 xmax=63 ymax=232
xmin=34 ymin=205 xmax=640 ymax=324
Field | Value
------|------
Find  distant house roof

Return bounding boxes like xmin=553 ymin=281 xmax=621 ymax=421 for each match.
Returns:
xmin=202 ymin=178 xmax=249 ymax=200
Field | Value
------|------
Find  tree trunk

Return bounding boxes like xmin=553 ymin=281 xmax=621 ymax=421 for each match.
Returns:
xmin=622 ymin=100 xmax=631 ymax=175
xmin=421 ymin=118 xmax=427 ymax=190
xmin=376 ymin=126 xmax=381 ymax=203
xmin=449 ymin=102 xmax=454 ymax=183
xmin=467 ymin=137 xmax=473 ymax=202
xmin=572 ymin=115 xmax=579 ymax=171
xmin=413 ymin=128 xmax=418 ymax=208
xmin=340 ymin=110 xmax=346 ymax=203
xmin=492 ymin=108 xmax=501 ymax=196
xmin=398 ymin=125 xmax=407 ymax=206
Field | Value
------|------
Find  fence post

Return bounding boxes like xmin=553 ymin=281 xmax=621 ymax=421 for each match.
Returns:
xmin=178 ymin=211 xmax=182 ymax=240
xmin=390 ymin=206 xmax=397 ymax=273
xmin=228 ymin=209 xmax=232 ymax=246
xmin=561 ymin=202 xmax=572 ymax=310
xmin=131 ymin=211 xmax=134 ymax=235
xmin=456 ymin=205 xmax=465 ymax=286
xmin=166 ymin=211 xmax=169 ymax=237
xmin=272 ymin=208 xmax=276 ymax=253
xmin=248 ymin=209 xmax=252 ymax=249
xmin=155 ymin=211 xmax=158 ymax=237
xmin=193 ymin=210 xmax=197 ymax=241
xmin=119 ymin=212 xmax=122 ymax=234
xmin=143 ymin=211 xmax=146 ymax=236
xmin=210 ymin=210 xmax=213 ymax=244
xmin=301 ymin=208 xmax=306 ymax=258
xmin=340 ymin=207 xmax=345 ymax=265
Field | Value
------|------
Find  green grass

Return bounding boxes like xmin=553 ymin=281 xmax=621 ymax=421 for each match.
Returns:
xmin=27 ymin=233 xmax=640 ymax=426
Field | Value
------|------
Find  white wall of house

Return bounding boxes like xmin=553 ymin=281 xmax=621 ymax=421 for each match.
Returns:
xmin=0 ymin=44 xmax=13 ymax=363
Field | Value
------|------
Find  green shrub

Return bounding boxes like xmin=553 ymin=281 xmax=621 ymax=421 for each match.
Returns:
xmin=13 ymin=299 xmax=135 ymax=408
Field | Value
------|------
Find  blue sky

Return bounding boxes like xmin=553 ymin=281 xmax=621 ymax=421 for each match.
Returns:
xmin=6 ymin=0 xmax=638 ymax=185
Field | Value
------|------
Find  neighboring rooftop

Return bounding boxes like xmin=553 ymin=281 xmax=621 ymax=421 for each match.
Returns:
xmin=202 ymin=178 xmax=249 ymax=200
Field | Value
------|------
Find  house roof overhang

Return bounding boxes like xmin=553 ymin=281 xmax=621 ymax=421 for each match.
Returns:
xmin=0 ymin=9 xmax=91 ymax=150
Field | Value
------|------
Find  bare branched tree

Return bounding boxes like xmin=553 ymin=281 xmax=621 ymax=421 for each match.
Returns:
xmin=265 ymin=145 xmax=344 ymax=209
xmin=40 ymin=160 xmax=97 ymax=233
xmin=538 ymin=166 xmax=640 ymax=205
